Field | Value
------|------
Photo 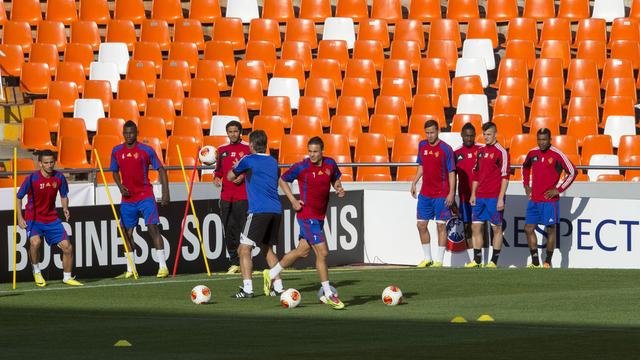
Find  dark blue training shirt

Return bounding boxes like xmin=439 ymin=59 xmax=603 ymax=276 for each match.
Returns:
xmin=232 ymin=153 xmax=282 ymax=214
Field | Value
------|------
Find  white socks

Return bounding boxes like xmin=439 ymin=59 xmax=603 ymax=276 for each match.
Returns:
xmin=321 ymin=281 xmax=333 ymax=297
xmin=243 ymin=279 xmax=253 ymax=294
xmin=437 ymin=246 xmax=446 ymax=263
xmin=126 ymin=252 xmax=137 ymax=272
xmin=32 ymin=263 xmax=40 ymax=274
xmin=269 ymin=263 xmax=283 ymax=278
xmin=63 ymin=272 xmax=72 ymax=281
xmin=422 ymin=244 xmax=432 ymax=261
xmin=157 ymin=249 xmax=167 ymax=269
xmin=273 ymin=279 xmax=284 ymax=292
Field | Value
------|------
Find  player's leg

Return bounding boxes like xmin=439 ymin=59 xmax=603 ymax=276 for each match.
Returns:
xmin=138 ymin=198 xmax=167 ymax=277
xmin=310 ymin=240 xmax=345 ymax=309
xmin=235 ymin=214 xmax=261 ymax=298
xmin=524 ymin=200 xmax=542 ymax=268
xmin=56 ymin=239 xmax=82 ymax=286
xmin=434 ymin=198 xmax=453 ymax=266
xmin=416 ymin=195 xmax=434 ymax=267
xmin=27 ymin=223 xmax=46 ymax=287
xmin=261 ymin=214 xmax=285 ymax=296
xmin=116 ymin=202 xmax=139 ymax=278
xmin=486 ymin=198 xmax=504 ymax=267
xmin=467 ymin=201 xmax=485 ymax=267
xmin=220 ymin=199 xmax=238 ymax=273
xmin=543 ymin=201 xmax=560 ymax=268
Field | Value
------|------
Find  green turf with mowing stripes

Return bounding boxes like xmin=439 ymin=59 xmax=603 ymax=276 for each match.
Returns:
xmin=1 ymin=268 xmax=639 ymax=359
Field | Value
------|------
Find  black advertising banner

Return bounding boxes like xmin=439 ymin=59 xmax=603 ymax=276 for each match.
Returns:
xmin=1 ymin=191 xmax=364 ymax=282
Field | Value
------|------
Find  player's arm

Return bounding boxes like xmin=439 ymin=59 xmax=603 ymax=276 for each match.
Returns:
xmin=59 ymin=175 xmax=70 ymax=221
xmin=446 ymin=171 xmax=456 ymax=207
xmin=410 ymin=166 xmax=423 ymax=199
xmin=213 ymin=147 xmax=223 ymax=187
xmin=522 ymin=153 xmax=532 ymax=198
xmin=16 ymin=197 xmax=26 ymax=229
xmin=332 ymin=178 xmax=345 ymax=197
xmin=497 ymin=154 xmax=510 ymax=211
xmin=158 ymin=165 xmax=170 ymax=206
xmin=110 ymin=150 xmax=129 ymax=197
xmin=278 ymin=177 xmax=303 ymax=211
xmin=61 ymin=197 xmax=70 ymax=221
xmin=227 ymin=158 xmax=246 ymax=182
xmin=470 ymin=157 xmax=480 ymax=205
xmin=546 ymin=153 xmax=578 ymax=199
xmin=16 ymin=176 xmax=30 ymax=229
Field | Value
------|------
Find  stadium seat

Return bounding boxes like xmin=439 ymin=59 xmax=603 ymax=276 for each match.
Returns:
xmin=439 ymin=132 xmax=463 ymax=150
xmin=48 ymin=81 xmax=79 ymax=112
xmin=37 ymin=20 xmax=67 ymax=52
xmin=416 ymin=77 xmax=451 ymax=108
xmin=280 ymin=42 xmax=312 ymax=73
xmin=605 ymin=77 xmax=638 ymax=103
xmin=485 ymin=0 xmax=519 ymax=22
xmin=551 ymin=135 xmax=580 ymax=164
xmin=523 ymin=0 xmax=555 ymax=21
xmin=557 ymin=0 xmax=590 ymax=21
xmin=299 ymin=0 xmax=332 ymax=22
xmin=10 ymin=0 xmax=42 ymax=26
xmin=210 ymin=115 xmax=240 ymax=136
xmin=322 ymin=17 xmax=356 ymax=49
xmin=617 ymin=136 xmax=640 ymax=166
xmin=79 ymin=0 xmax=111 ymax=25
xmin=602 ymin=96 xmax=635 ymax=128
xmin=447 ymin=0 xmax=479 ymax=22
xmin=588 ymin=155 xmax=620 ymax=181
xmin=529 ymin=116 xmax=560 ymax=136
xmin=466 ymin=19 xmax=499 ymax=49
xmin=204 ymin=41 xmax=236 ymax=76
xmin=609 ymin=18 xmax=640 ymax=46
xmin=625 ymin=156 xmax=640 ymax=181
xmin=279 ymin=135 xmax=310 ymax=162
xmin=318 ymin=40 xmax=349 ymax=70
xmin=491 ymin=114 xmax=522 ymax=148
xmin=98 ymin=43 xmax=129 ymax=76
xmin=371 ymin=0 xmax=402 ymax=24
xmin=374 ymin=96 xmax=408 ymax=127
xmin=566 ymin=59 xmax=599 ymax=90
xmin=418 ymin=58 xmax=451 ymax=88
xmin=455 ymin=58 xmax=489 ymax=88
xmin=262 ymin=0 xmax=294 ymax=22
xmin=369 ymin=114 xmax=402 ymax=148
xmin=353 ymin=40 xmax=386 ymax=71
xmin=155 ymin=79 xmax=185 ymax=111
xmin=493 ymin=95 xmax=525 ymax=124
xmin=342 ymin=78 xmax=375 ymax=108
xmin=380 ymin=78 xmax=413 ymax=107
xmin=610 ymin=40 xmax=640 ymax=69
xmin=391 ymin=133 xmax=421 ymax=181
xmin=57 ymin=136 xmax=91 ymax=169
xmin=496 ymin=77 xmax=529 ymax=105
xmin=429 ymin=19 xmax=462 ymax=48
xmin=604 ymin=116 xmax=636 ymax=148
xmin=591 ymin=0 xmax=625 ymax=22
xmin=109 ymin=99 xmax=140 ymax=123
xmin=407 ymin=0 xmax=441 ymax=22
xmin=504 ymin=17 xmax=538 ymax=46
xmin=290 ymin=115 xmax=323 ymax=138
xmin=533 ymin=77 xmax=566 ymax=105
xmin=540 ymin=40 xmax=571 ymax=69
xmin=298 ymin=97 xmax=331 ymax=128
xmin=29 ymin=44 xmax=59 ymax=76
xmin=152 ymin=0 xmax=183 ymax=24
xmin=451 ymin=75 xmax=484 ymax=107
xmin=354 ymin=133 xmax=391 ymax=181
xmin=411 ymin=94 xmax=447 ymax=130
xmin=212 ymin=18 xmax=246 ymax=50
xmin=21 ymin=117 xmax=56 ymax=151
xmin=146 ymin=98 xmax=176 ymax=130
xmin=260 ymin=96 xmax=293 ymax=129
xmin=335 ymin=0 xmax=368 ymax=22
xmin=3 ymin=21 xmax=33 ymax=54
xmin=581 ymin=135 xmax=613 ymax=165
xmin=166 ymin=136 xmax=200 ymax=182
xmin=126 ymin=60 xmax=157 ymax=94
xmin=190 ymin=79 xmax=220 ymax=110
xmin=382 ymin=59 xmax=414 ymax=88
xmin=74 ymin=99 xmax=105 ymax=132
xmin=106 ymin=20 xmax=137 ymax=52
xmin=117 ymin=80 xmax=148 ymax=112
xmin=305 ymin=78 xmax=337 ymax=108
xmin=426 ymin=40 xmax=459 ymax=71
xmin=64 ymin=44 xmax=93 ymax=75
xmin=462 ymin=39 xmax=496 ymax=71
xmin=140 ymin=19 xmax=171 ymax=52
xmin=84 ymin=80 xmax=113 ymax=112
xmin=33 ymin=99 xmax=63 ymax=133
xmin=509 ymin=134 xmax=536 ymax=163
xmin=492 ymin=58 xmax=528 ymax=88
xmin=174 ymin=21 xmax=205 ymax=52
xmin=45 ymin=0 xmax=77 ymax=25
xmin=70 ymin=21 xmax=101 ymax=52
xmin=217 ymin=97 xmax=251 ymax=129
xmin=504 ymin=39 xmax=536 ymax=69
xmin=309 ymin=59 xmax=343 ymax=90
xmin=225 ymin=0 xmax=259 ymax=23
xmin=139 ymin=116 xmax=169 ymax=149
xmin=285 ymin=19 xmax=319 ymax=50
xmin=114 ymin=0 xmax=145 ymax=25
xmin=570 ymin=79 xmax=601 ymax=108
xmin=335 ymin=96 xmax=369 ymax=127
xmin=566 ymin=97 xmax=599 ymax=125
xmin=161 ymin=60 xmax=192 ymax=92
xmin=231 ymin=77 xmax=263 ymax=111
xmin=357 ymin=19 xmax=390 ymax=48
xmin=528 ymin=96 xmax=562 ymax=126
xmin=249 ymin=19 xmax=282 ymax=49
xmin=196 ymin=60 xmax=230 ymax=91
xmin=456 ymin=94 xmax=489 ymax=124
xmin=189 ymin=0 xmax=222 ymax=24
xmin=573 ymin=19 xmax=607 ymax=50
xmin=395 ymin=19 xmax=426 ymax=50
xmin=0 ymin=45 xmax=25 ymax=77
xmin=452 ymin=114 xmax=483 ymax=133
xmin=90 ymin=135 xmax=121 ymax=178
xmin=345 ymin=59 xmax=378 ymax=90
xmin=273 ymin=60 xmax=306 ymax=90
xmin=540 ymin=18 xmax=572 ymax=46
xmin=566 ymin=115 xmax=598 ymax=147
xmin=252 ymin=115 xmax=285 ymax=149
xmin=59 ymin=117 xmax=91 ymax=151
xmin=267 ymin=78 xmax=300 ymax=110
xmin=236 ymin=60 xmax=269 ymax=88
xmin=245 ymin=41 xmax=277 ymax=74
xmin=173 ymin=116 xmax=204 ymax=146
xmin=96 ymin=118 xmax=125 ymax=140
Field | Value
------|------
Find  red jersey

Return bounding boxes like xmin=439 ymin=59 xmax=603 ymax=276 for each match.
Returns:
xmin=417 ymin=140 xmax=456 ymax=198
xmin=454 ymin=144 xmax=482 ymax=202
xmin=472 ymin=142 xmax=510 ymax=198
xmin=523 ymin=146 xmax=577 ymax=202
xmin=110 ymin=142 xmax=162 ymax=203
xmin=281 ymin=157 xmax=341 ymax=220
xmin=17 ymin=170 xmax=69 ymax=223
xmin=214 ymin=141 xmax=250 ymax=202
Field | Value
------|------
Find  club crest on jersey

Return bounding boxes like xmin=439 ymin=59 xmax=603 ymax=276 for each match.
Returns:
xmin=468 ymin=152 xmax=474 ymax=158
xmin=239 ymin=152 xmax=245 ymax=157
xmin=52 ymin=182 xmax=57 ymax=189
xmin=134 ymin=152 xmax=139 ymax=159
xmin=548 ymin=157 xmax=553 ymax=164
xmin=434 ymin=151 xmax=440 ymax=158
xmin=231 ymin=152 xmax=236 ymax=157
xmin=489 ymin=153 xmax=495 ymax=159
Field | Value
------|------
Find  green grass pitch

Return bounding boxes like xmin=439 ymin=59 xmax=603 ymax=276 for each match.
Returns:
xmin=1 ymin=267 xmax=639 ymax=359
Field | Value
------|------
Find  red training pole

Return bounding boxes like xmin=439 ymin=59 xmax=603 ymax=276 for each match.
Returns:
xmin=171 ymin=153 xmax=200 ymax=277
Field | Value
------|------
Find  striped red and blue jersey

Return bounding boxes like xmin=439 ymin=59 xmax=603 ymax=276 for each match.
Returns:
xmin=17 ymin=170 xmax=69 ymax=223
xmin=472 ymin=142 xmax=510 ymax=198
xmin=417 ymin=140 xmax=456 ymax=198
xmin=109 ymin=142 xmax=162 ymax=203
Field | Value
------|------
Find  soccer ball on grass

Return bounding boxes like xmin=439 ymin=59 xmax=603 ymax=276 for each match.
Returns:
xmin=191 ymin=285 xmax=212 ymax=304
xmin=280 ymin=288 xmax=302 ymax=308
xmin=381 ymin=286 xmax=403 ymax=306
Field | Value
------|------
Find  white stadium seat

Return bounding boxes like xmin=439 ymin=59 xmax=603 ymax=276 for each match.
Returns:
xmin=592 ymin=0 xmax=625 ymax=22
xmin=588 ymin=154 xmax=620 ymax=181
xmin=604 ymin=116 xmax=636 ymax=148
xmin=98 ymin=43 xmax=129 ymax=75
xmin=210 ymin=115 xmax=240 ymax=136
xmin=462 ymin=39 xmax=496 ymax=70
xmin=89 ymin=62 xmax=121 ymax=93
xmin=267 ymin=78 xmax=300 ymax=109
xmin=455 ymin=58 xmax=489 ymax=87
xmin=456 ymin=94 xmax=489 ymax=123
xmin=438 ymin=132 xmax=463 ymax=150
xmin=322 ymin=17 xmax=356 ymax=49
xmin=225 ymin=0 xmax=259 ymax=23
xmin=73 ymin=99 xmax=105 ymax=132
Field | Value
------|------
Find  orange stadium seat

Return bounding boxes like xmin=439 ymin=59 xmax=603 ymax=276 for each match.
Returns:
xmin=96 ymin=118 xmax=126 ymax=140
xmin=84 ymin=80 xmax=113 ymax=112
xmin=80 ymin=0 xmax=111 ymax=25
xmin=408 ymin=0 xmax=442 ymax=22
xmin=21 ymin=117 xmax=56 ymax=151
xmin=189 ymin=0 xmax=222 ymax=24
xmin=274 ymin=60 xmax=306 ymax=90
xmin=285 ymin=19 xmax=318 ymax=49
xmin=138 ymin=116 xmax=169 ymax=149
xmin=262 ymin=0 xmax=295 ymax=22
xmin=109 ymin=99 xmax=140 ymax=123
xmin=56 ymin=62 xmax=86 ymax=93
xmin=336 ymin=0 xmax=369 ymax=23
xmin=298 ymin=96 xmax=331 ymax=128
xmin=166 ymin=136 xmax=200 ymax=182
xmin=318 ymin=40 xmax=349 ymax=70
xmin=57 ymin=136 xmax=91 ymax=169
xmin=196 ymin=60 xmax=230 ymax=91
xmin=466 ymin=18 xmax=499 ymax=48
xmin=305 ymin=78 xmax=338 ymax=108
xmin=117 ymin=80 xmax=148 ymax=112
xmin=566 ymin=115 xmax=598 ymax=146
xmin=581 ymin=135 xmax=613 ymax=165
xmin=369 ymin=114 xmax=402 ymax=148
xmin=249 ymin=19 xmax=282 ymax=49
xmin=33 ymin=99 xmax=63 ymax=133
xmin=447 ymin=0 xmax=480 ymax=22
xmin=341 ymin=78 xmax=375 ymax=108
xmin=114 ymin=0 xmax=146 ymax=25
xmin=231 ymin=78 xmax=264 ymax=111
xmin=11 ymin=0 xmax=42 ymax=26
xmin=204 ymin=41 xmax=236 ymax=76
xmin=353 ymin=40 xmax=386 ymax=71
xmin=3 ymin=21 xmax=33 ymax=54
xmin=357 ymin=19 xmax=390 ymax=48
xmin=557 ymin=0 xmax=590 ymax=21
xmin=371 ymin=0 xmax=402 ymax=24
xmin=0 ymin=44 xmax=25 ymax=77
xmin=70 ymin=21 xmax=101 ymax=52
xmin=46 ymin=0 xmax=78 ymax=25
xmin=290 ymin=115 xmax=324 ymax=138
xmin=152 ymin=0 xmax=184 ymax=24
xmin=212 ymin=18 xmax=245 ymax=51
xmin=245 ymin=41 xmax=277 ymax=73
xmin=281 ymin=41 xmax=313 ymax=71
xmin=106 ymin=20 xmax=137 ymax=52
xmin=145 ymin=98 xmax=176 ymax=130
xmin=172 ymin=116 xmax=204 ymax=146
xmin=59 ymin=117 xmax=91 ymax=150
xmin=218 ymin=97 xmax=251 ymax=129
xmin=252 ymin=115 xmax=285 ymax=149
xmin=395 ymin=19 xmax=426 ymax=49
xmin=174 ymin=21 xmax=206 ymax=52
xmin=299 ymin=0 xmax=332 ymax=23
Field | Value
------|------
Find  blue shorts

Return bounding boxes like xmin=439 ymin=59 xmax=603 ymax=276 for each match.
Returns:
xmin=120 ymin=197 xmax=160 ymax=229
xmin=525 ymin=200 xmax=560 ymax=226
xmin=472 ymin=197 xmax=503 ymax=226
xmin=26 ymin=219 xmax=67 ymax=246
xmin=458 ymin=201 xmax=473 ymax=223
xmin=417 ymin=195 xmax=453 ymax=222
xmin=298 ymin=218 xmax=326 ymax=245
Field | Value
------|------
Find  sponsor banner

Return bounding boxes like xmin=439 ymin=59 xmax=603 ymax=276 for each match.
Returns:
xmin=1 ymin=191 xmax=364 ymax=282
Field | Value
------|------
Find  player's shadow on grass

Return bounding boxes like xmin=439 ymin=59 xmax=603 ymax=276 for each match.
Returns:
xmin=297 ymin=279 xmax=360 ymax=292
xmin=347 ymin=291 xmax=417 ymax=306
xmin=0 ymin=293 xmax=23 ymax=298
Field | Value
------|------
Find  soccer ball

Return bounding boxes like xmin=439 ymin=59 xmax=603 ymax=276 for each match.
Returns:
xmin=280 ymin=288 xmax=302 ymax=308
xmin=191 ymin=285 xmax=211 ymax=304
xmin=198 ymin=145 xmax=217 ymax=166
xmin=317 ymin=285 xmax=338 ymax=304
xmin=382 ymin=286 xmax=403 ymax=306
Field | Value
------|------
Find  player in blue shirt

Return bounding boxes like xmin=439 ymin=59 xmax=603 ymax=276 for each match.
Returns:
xmin=227 ymin=130 xmax=283 ymax=298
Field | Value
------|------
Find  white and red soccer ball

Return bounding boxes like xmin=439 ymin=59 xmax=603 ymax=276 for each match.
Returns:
xmin=382 ymin=286 xmax=403 ymax=306
xmin=280 ymin=288 xmax=302 ymax=308
xmin=198 ymin=145 xmax=217 ymax=166
xmin=191 ymin=285 xmax=212 ymax=304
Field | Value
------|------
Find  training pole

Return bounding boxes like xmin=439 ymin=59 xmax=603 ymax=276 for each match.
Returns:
xmin=172 ymin=155 xmax=198 ymax=277
xmin=12 ymin=148 xmax=17 ymax=289
xmin=93 ymin=149 xmax=138 ymax=279
xmin=176 ymin=145 xmax=211 ymax=276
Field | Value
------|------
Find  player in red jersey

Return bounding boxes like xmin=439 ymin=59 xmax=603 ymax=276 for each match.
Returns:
xmin=110 ymin=121 xmax=170 ymax=278
xmin=467 ymin=122 xmax=510 ymax=268
xmin=264 ymin=137 xmax=346 ymax=309
xmin=454 ymin=123 xmax=483 ymax=247
xmin=523 ymin=128 xmax=577 ymax=268
xmin=17 ymin=150 xmax=83 ymax=287
xmin=213 ymin=120 xmax=251 ymax=274
xmin=411 ymin=120 xmax=457 ymax=268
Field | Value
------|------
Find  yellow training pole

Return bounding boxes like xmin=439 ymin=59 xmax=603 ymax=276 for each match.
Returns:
xmin=176 ymin=145 xmax=211 ymax=276
xmin=93 ymin=149 xmax=139 ymax=279
xmin=12 ymin=148 xmax=17 ymax=290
